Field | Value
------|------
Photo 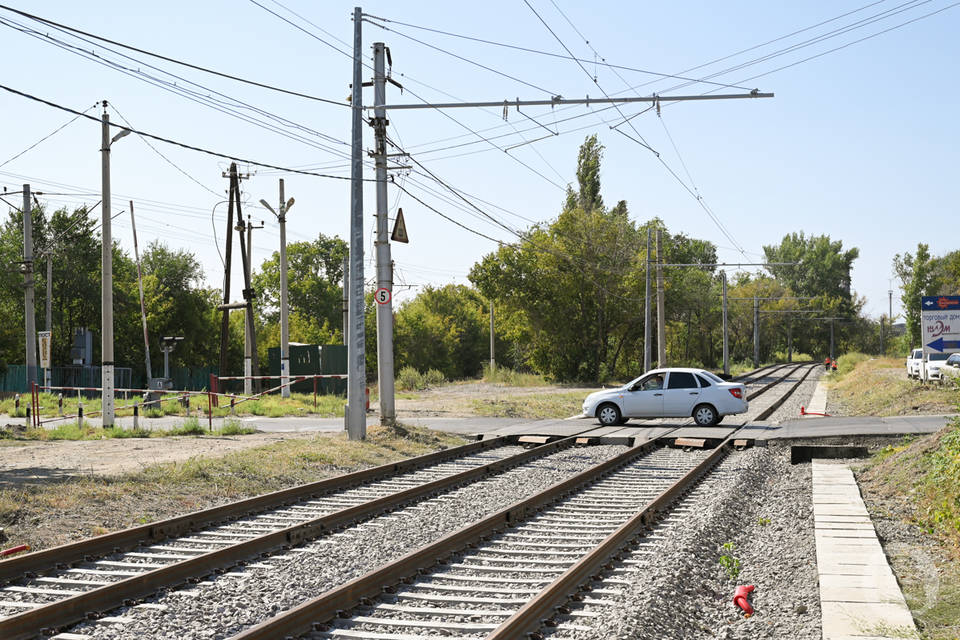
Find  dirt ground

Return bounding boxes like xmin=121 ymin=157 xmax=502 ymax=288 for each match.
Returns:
xmin=0 ymin=432 xmax=322 ymax=483
xmin=0 ymin=383 xmax=591 ymax=481
xmin=391 ymin=381 xmax=595 ymax=417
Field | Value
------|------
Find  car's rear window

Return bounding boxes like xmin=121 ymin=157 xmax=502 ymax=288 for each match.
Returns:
xmin=667 ymin=372 xmax=697 ymax=389
xmin=695 ymin=374 xmax=712 ymax=387
xmin=700 ymin=370 xmax=724 ymax=383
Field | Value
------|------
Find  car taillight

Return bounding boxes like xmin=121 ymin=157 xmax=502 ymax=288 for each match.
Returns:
xmin=729 ymin=388 xmax=743 ymax=399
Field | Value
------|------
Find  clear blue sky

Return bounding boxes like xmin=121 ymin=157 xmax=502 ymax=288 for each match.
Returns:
xmin=2 ymin=1 xmax=957 ymax=322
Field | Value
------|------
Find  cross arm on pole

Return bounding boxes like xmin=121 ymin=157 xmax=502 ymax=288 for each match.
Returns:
xmin=371 ymin=91 xmax=773 ymax=111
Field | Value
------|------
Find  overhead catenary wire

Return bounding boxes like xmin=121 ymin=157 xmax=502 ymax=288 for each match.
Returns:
xmin=364 ymin=14 xmax=754 ymax=91
xmin=0 ymin=4 xmax=349 ymax=108
xmin=523 ymin=0 xmax=748 ymax=256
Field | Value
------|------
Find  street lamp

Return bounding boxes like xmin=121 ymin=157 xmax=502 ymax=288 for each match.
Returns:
xmin=259 ymin=180 xmax=295 ymax=398
xmin=100 ymin=101 xmax=130 ymax=428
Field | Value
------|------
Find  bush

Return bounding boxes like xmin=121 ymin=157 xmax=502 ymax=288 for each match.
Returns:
xmin=396 ymin=366 xmax=447 ymax=391
xmin=481 ymin=364 xmax=549 ymax=387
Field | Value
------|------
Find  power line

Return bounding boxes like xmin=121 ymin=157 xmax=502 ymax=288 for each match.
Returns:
xmin=0 ymin=83 xmax=377 ymax=181
xmin=0 ymin=16 xmax=353 ymax=159
xmin=108 ymin=103 xmax=223 ymax=199
xmin=523 ymin=0 xmax=749 ymax=256
xmin=0 ymin=4 xmax=349 ymax=108
xmin=365 ymin=14 xmax=754 ymax=91
xmin=0 ymin=102 xmax=98 ymax=169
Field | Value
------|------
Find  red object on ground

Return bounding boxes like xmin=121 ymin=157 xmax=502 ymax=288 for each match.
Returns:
xmin=734 ymin=584 xmax=756 ymax=615
xmin=800 ymin=406 xmax=831 ymax=417
xmin=0 ymin=544 xmax=30 ymax=557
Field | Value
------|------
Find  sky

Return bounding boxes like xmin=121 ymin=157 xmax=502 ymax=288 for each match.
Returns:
xmin=1 ymin=0 xmax=958 ymax=324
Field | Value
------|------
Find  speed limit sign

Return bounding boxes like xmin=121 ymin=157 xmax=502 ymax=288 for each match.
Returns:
xmin=375 ymin=288 xmax=391 ymax=304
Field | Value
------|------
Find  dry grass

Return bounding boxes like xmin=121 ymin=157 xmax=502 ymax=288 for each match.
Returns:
xmin=0 ymin=424 xmax=467 ymax=551
xmin=858 ymin=421 xmax=960 ymax=639
xmin=827 ymin=355 xmax=959 ymax=416
xmin=470 ymin=391 xmax=585 ymax=418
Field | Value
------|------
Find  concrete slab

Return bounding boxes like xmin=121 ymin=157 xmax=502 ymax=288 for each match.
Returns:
xmin=811 ymin=462 xmax=918 ymax=640
xmin=820 ymin=602 xmax=918 ymax=638
xmin=803 ymin=378 xmax=829 ymax=417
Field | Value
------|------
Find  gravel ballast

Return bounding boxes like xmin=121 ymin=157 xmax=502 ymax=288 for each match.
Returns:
xmin=554 ymin=444 xmax=820 ymax=639
xmin=67 ymin=444 xmax=629 ymax=639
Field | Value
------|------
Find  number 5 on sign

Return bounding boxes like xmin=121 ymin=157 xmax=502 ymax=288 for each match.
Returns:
xmin=375 ymin=288 xmax=391 ymax=305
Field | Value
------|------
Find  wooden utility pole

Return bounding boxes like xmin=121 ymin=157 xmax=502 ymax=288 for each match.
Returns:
xmin=218 ymin=164 xmax=237 ymax=382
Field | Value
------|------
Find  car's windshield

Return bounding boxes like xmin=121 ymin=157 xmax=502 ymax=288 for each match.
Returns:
xmin=913 ymin=350 xmax=923 ymax=358
xmin=929 ymin=353 xmax=950 ymax=361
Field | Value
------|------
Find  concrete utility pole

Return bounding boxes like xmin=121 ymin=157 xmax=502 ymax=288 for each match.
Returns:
xmin=372 ymin=41 xmax=396 ymax=427
xmin=829 ymin=319 xmax=835 ymax=362
xmin=22 ymin=183 xmax=37 ymax=390
xmin=489 ymin=302 xmax=495 ymax=371
xmin=643 ymin=227 xmax=652 ymax=373
xmin=753 ymin=294 xmax=760 ymax=368
xmin=259 ymin=180 xmax=294 ymax=398
xmin=342 ymin=255 xmax=349 ymax=346
xmin=100 ymin=102 xmax=129 ymax=427
xmin=656 ymin=229 xmax=666 ymax=368
xmin=347 ymin=5 xmax=366 ymax=440
xmin=721 ymin=271 xmax=729 ymax=376
xmin=45 ymin=253 xmax=52 ymax=388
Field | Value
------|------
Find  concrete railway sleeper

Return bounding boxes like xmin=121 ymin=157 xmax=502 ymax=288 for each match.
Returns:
xmin=0 ymin=433 xmax=616 ymax=640
xmin=230 ymin=430 xmax=742 ymax=640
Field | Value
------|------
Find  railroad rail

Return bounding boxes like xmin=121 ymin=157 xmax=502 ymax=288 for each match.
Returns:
xmin=1 ymin=364 xmax=811 ymax=639
xmin=0 ymin=433 xmax=614 ymax=639
xmin=232 ymin=432 xmax=748 ymax=639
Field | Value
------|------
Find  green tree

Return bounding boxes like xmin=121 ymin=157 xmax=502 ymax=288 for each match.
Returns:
xmin=894 ymin=243 xmax=940 ymax=348
xmin=471 ymin=136 xmax=648 ymax=381
xmin=394 ymin=285 xmax=488 ymax=379
xmin=253 ymin=233 xmax=348 ymax=334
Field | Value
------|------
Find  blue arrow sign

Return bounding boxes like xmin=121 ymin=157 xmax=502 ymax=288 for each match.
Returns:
xmin=922 ymin=295 xmax=960 ymax=310
xmin=927 ymin=337 xmax=960 ymax=352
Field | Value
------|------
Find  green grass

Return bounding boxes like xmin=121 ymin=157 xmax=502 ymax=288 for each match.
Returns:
xmin=1 ymin=391 xmax=349 ymax=419
xmin=859 ymin=419 xmax=960 ymax=638
xmin=0 ymin=417 xmax=261 ymax=441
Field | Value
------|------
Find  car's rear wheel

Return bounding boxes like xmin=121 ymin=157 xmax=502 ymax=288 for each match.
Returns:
xmin=597 ymin=403 xmax=621 ymax=426
xmin=693 ymin=403 xmax=718 ymax=427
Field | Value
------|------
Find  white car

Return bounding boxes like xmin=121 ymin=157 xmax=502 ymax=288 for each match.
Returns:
xmin=582 ymin=368 xmax=748 ymax=427
xmin=922 ymin=353 xmax=951 ymax=381
xmin=906 ymin=348 xmax=923 ymax=379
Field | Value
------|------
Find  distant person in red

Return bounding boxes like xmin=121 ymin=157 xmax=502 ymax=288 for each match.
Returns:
xmin=825 ymin=357 xmax=832 ymax=370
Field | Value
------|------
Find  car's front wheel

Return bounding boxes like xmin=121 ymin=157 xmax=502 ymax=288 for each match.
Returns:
xmin=693 ymin=403 xmax=718 ymax=426
xmin=597 ymin=403 xmax=622 ymax=426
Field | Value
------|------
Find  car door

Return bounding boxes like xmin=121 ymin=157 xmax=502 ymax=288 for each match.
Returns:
xmin=661 ymin=371 xmax=700 ymax=417
xmin=621 ymin=374 xmax=665 ymax=418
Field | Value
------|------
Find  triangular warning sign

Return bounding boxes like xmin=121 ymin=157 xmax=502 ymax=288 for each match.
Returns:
xmin=391 ymin=207 xmax=409 ymax=243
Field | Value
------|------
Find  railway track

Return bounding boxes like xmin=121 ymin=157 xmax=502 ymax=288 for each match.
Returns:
xmin=0 ymin=434 xmax=619 ymax=639
xmin=2 ymin=364 xmax=813 ymax=639
xmin=233 ymin=432 xmax=746 ymax=640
